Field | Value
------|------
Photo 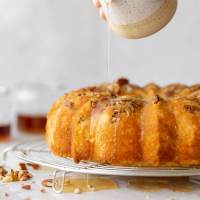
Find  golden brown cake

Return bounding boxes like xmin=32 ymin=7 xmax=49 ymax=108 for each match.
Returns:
xmin=46 ymin=78 xmax=200 ymax=167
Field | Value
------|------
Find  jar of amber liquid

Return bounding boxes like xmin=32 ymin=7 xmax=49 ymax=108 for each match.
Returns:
xmin=15 ymin=83 xmax=64 ymax=134
xmin=0 ymin=87 xmax=12 ymax=141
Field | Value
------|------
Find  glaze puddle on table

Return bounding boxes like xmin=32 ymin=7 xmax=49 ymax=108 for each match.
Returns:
xmin=55 ymin=176 xmax=118 ymax=193
xmin=128 ymin=177 xmax=194 ymax=192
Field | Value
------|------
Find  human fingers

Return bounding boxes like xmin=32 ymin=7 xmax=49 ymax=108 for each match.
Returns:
xmin=93 ymin=0 xmax=102 ymax=8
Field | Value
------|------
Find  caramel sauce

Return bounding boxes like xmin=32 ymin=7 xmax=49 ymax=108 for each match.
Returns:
xmin=17 ymin=114 xmax=46 ymax=134
xmin=0 ymin=124 xmax=11 ymax=141
xmin=128 ymin=177 xmax=194 ymax=192
xmin=55 ymin=176 xmax=118 ymax=193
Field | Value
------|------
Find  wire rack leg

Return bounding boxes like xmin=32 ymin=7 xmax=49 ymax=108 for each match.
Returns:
xmin=53 ymin=170 xmax=71 ymax=193
xmin=189 ymin=176 xmax=200 ymax=185
xmin=1 ymin=143 xmax=21 ymax=166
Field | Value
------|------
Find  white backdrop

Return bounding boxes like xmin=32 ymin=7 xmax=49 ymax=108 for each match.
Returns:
xmin=0 ymin=0 xmax=199 ymax=90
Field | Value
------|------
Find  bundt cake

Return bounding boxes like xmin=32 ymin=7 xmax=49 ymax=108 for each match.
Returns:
xmin=46 ymin=78 xmax=200 ymax=167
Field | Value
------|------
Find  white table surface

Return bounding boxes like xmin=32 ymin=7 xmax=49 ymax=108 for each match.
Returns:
xmin=1 ymin=137 xmax=200 ymax=200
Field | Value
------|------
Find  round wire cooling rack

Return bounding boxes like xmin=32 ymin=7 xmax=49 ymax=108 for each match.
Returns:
xmin=2 ymin=137 xmax=200 ymax=193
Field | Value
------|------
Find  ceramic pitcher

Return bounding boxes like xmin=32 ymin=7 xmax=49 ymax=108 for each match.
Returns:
xmin=100 ymin=0 xmax=177 ymax=39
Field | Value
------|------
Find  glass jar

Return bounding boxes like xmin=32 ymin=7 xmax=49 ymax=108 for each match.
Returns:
xmin=0 ymin=86 xmax=12 ymax=141
xmin=15 ymin=82 xmax=65 ymax=135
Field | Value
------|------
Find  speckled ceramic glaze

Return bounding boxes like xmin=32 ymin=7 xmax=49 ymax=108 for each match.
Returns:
xmin=100 ymin=0 xmax=177 ymax=39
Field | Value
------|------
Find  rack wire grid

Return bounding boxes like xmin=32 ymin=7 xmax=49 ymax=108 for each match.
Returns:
xmin=2 ymin=137 xmax=200 ymax=193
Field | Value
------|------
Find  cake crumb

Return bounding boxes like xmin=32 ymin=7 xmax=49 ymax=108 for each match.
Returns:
xmin=24 ymin=198 xmax=31 ymax=200
xmin=145 ymin=195 xmax=150 ymax=200
xmin=2 ymin=175 xmax=12 ymax=183
xmin=74 ymin=187 xmax=81 ymax=194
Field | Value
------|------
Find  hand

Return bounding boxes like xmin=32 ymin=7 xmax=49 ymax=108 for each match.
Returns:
xmin=93 ymin=0 xmax=107 ymax=20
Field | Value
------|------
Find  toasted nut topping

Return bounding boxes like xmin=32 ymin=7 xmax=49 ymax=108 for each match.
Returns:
xmin=117 ymin=78 xmax=129 ymax=86
xmin=65 ymin=101 xmax=74 ymax=108
xmin=19 ymin=163 xmax=27 ymax=171
xmin=153 ymin=95 xmax=162 ymax=104
xmin=184 ymin=104 xmax=200 ymax=113
xmin=74 ymin=187 xmax=81 ymax=194
xmin=41 ymin=179 xmax=53 ymax=187
xmin=22 ymin=185 xmax=31 ymax=190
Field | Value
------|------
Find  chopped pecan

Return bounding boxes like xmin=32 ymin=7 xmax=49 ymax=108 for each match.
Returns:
xmin=64 ymin=101 xmax=74 ymax=108
xmin=2 ymin=168 xmax=32 ymax=183
xmin=90 ymin=100 xmax=97 ymax=108
xmin=18 ymin=170 xmax=33 ymax=181
xmin=41 ymin=179 xmax=53 ymax=187
xmin=40 ymin=188 xmax=46 ymax=193
xmin=78 ymin=116 xmax=86 ymax=123
xmin=27 ymin=163 xmax=41 ymax=170
xmin=107 ymin=84 xmax=120 ymax=95
xmin=5 ymin=193 xmax=9 ymax=197
xmin=77 ymin=92 xmax=86 ymax=97
xmin=184 ymin=105 xmax=200 ymax=113
xmin=19 ymin=163 xmax=27 ymax=171
xmin=111 ymin=110 xmax=120 ymax=123
xmin=153 ymin=95 xmax=163 ymax=104
xmin=0 ymin=166 xmax=8 ymax=177
xmin=117 ymin=78 xmax=129 ymax=86
xmin=10 ymin=169 xmax=19 ymax=181
xmin=22 ymin=185 xmax=31 ymax=190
